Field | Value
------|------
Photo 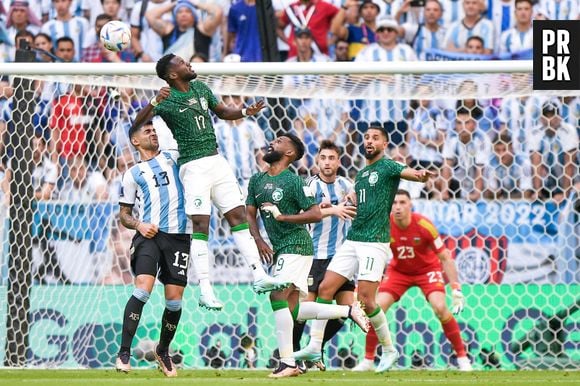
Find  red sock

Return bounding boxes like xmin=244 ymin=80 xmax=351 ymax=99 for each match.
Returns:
xmin=365 ymin=324 xmax=378 ymax=360
xmin=441 ymin=315 xmax=466 ymax=357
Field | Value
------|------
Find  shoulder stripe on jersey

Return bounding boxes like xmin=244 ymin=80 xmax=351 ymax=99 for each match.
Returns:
xmin=131 ymin=164 xmax=152 ymax=224
xmin=418 ymin=218 xmax=439 ymax=239
xmin=148 ymin=157 xmax=170 ymax=231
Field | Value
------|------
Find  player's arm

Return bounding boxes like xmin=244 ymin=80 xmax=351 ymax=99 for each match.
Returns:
xmin=246 ymin=204 xmax=274 ymax=264
xmin=119 ymin=204 xmax=159 ymax=239
xmin=196 ymin=0 xmax=224 ymax=37
xmin=262 ymin=202 xmax=322 ymax=224
xmin=132 ymin=87 xmax=171 ymax=130
xmin=320 ymin=201 xmax=357 ymax=220
xmin=437 ymin=248 xmax=465 ymax=314
xmin=400 ymin=167 xmax=435 ymax=182
xmin=145 ymin=1 xmax=176 ymax=37
xmin=212 ymin=99 xmax=266 ymax=120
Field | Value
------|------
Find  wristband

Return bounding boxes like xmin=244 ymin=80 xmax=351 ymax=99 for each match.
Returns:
xmin=451 ymin=282 xmax=461 ymax=291
xmin=241 ymin=108 xmax=248 ymax=117
xmin=150 ymin=97 xmax=159 ymax=107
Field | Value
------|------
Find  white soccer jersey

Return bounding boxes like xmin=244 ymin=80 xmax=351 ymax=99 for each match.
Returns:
xmin=215 ymin=120 xmax=266 ymax=183
xmin=32 ymin=157 xmax=58 ymax=195
xmin=440 ymin=0 xmax=465 ymax=26
xmin=487 ymin=0 xmax=516 ymax=49
xmin=120 ymin=151 xmax=192 ymax=234
xmin=535 ymin=0 xmax=578 ymax=20
xmin=308 ymin=175 xmax=353 ymax=260
xmin=445 ymin=17 xmax=495 ymax=51
xmin=355 ymin=43 xmax=416 ymax=122
xmin=499 ymin=27 xmax=533 ymax=55
xmin=41 ymin=16 xmax=91 ymax=61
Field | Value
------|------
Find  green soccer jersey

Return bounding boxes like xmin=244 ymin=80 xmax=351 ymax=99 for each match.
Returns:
xmin=246 ymin=169 xmax=317 ymax=257
xmin=347 ymin=158 xmax=406 ymax=243
xmin=154 ymin=80 xmax=219 ymax=164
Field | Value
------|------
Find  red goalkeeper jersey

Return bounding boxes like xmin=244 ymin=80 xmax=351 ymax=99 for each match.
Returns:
xmin=388 ymin=212 xmax=446 ymax=275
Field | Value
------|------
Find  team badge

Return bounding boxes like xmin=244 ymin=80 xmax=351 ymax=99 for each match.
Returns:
xmin=272 ymin=188 xmax=284 ymax=202
xmin=193 ymin=197 xmax=203 ymax=208
xmin=369 ymin=171 xmax=378 ymax=186
xmin=200 ymin=97 xmax=208 ymax=110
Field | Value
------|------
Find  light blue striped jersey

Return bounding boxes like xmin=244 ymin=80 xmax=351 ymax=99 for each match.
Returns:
xmin=444 ymin=17 xmax=495 ymax=52
xmin=402 ymin=23 xmax=447 ymax=60
xmin=535 ymin=0 xmax=578 ymax=20
xmin=119 ymin=151 xmax=191 ymax=234
xmin=307 ymin=174 xmax=354 ymax=260
xmin=440 ymin=0 xmax=465 ymax=26
xmin=487 ymin=0 xmax=516 ymax=49
xmin=41 ymin=17 xmax=91 ymax=62
xmin=499 ymin=27 xmax=533 ymax=55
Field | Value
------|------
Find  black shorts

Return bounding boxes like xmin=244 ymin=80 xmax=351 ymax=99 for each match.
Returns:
xmin=131 ymin=232 xmax=191 ymax=287
xmin=308 ymin=259 xmax=356 ymax=294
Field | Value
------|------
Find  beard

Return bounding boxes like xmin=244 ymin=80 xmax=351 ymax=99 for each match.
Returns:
xmin=263 ymin=150 xmax=284 ymax=164
xmin=364 ymin=147 xmax=382 ymax=160
xmin=185 ymin=71 xmax=197 ymax=81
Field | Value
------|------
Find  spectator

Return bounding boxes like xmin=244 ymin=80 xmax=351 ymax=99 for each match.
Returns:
xmin=4 ymin=0 xmax=42 ymax=61
xmin=203 ymin=340 xmax=227 ymax=369
xmin=33 ymin=31 xmax=53 ymax=62
xmin=277 ymin=0 xmax=340 ymax=58
xmin=499 ymin=0 xmax=533 ymax=55
xmin=497 ymin=95 xmax=527 ymax=156
xmin=333 ymin=38 xmax=349 ymax=61
xmin=145 ymin=0 xmax=222 ymax=60
xmin=82 ymin=0 xmax=130 ymax=27
xmin=129 ymin=0 xmax=170 ymax=62
xmin=58 ymin=155 xmax=108 ymax=201
xmin=239 ymin=335 xmax=258 ymax=369
xmin=445 ymin=0 xmax=495 ymax=54
xmin=226 ymin=0 xmax=262 ymax=62
xmin=41 ymin=0 xmax=90 ymax=62
xmin=331 ymin=0 xmax=380 ymax=60
xmin=486 ymin=0 xmax=516 ymax=48
xmin=484 ymin=132 xmax=533 ymax=200
xmin=455 ymin=79 xmax=498 ymax=135
xmin=441 ymin=107 xmax=491 ymax=201
xmin=400 ymin=0 xmax=447 ymax=60
xmin=464 ymin=35 xmax=485 ymax=54
xmin=190 ymin=52 xmax=208 ymax=63
xmin=534 ymin=0 xmax=578 ymax=20
xmin=529 ymin=99 xmax=579 ymax=201
xmin=54 ymin=35 xmax=75 ymax=62
xmin=440 ymin=0 xmax=465 ymax=25
xmin=355 ymin=17 xmax=417 ymax=149
xmin=394 ymin=0 xmax=427 ymax=25
xmin=31 ymin=135 xmax=59 ymax=200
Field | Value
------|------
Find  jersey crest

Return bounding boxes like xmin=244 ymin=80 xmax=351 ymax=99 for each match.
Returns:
xmin=369 ymin=171 xmax=379 ymax=186
xmin=200 ymin=97 xmax=208 ymax=110
xmin=272 ymin=188 xmax=284 ymax=202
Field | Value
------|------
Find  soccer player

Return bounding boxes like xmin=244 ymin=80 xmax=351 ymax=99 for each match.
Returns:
xmin=246 ymin=134 xmax=369 ymax=378
xmin=293 ymin=140 xmax=357 ymax=371
xmin=115 ymin=122 xmax=191 ymax=377
xmin=133 ymin=54 xmax=285 ymax=311
xmin=294 ymin=125 xmax=433 ymax=373
xmin=353 ymin=189 xmax=472 ymax=372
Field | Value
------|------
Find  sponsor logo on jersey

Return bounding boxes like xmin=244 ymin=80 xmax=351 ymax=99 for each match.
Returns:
xmin=188 ymin=97 xmax=197 ymax=105
xmin=272 ymin=188 xmax=284 ymax=202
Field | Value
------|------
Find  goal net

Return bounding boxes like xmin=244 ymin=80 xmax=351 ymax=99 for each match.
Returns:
xmin=0 ymin=61 xmax=578 ymax=370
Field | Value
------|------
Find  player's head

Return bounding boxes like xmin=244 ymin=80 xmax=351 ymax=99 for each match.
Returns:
xmin=392 ymin=189 xmax=412 ymax=222
xmin=363 ymin=125 xmax=388 ymax=160
xmin=156 ymin=54 xmax=197 ymax=83
xmin=263 ymin=133 xmax=305 ymax=164
xmin=129 ymin=121 xmax=159 ymax=152
xmin=317 ymin=140 xmax=341 ymax=179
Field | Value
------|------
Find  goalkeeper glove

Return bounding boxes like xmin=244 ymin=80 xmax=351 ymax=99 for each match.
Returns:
xmin=451 ymin=289 xmax=465 ymax=315
xmin=261 ymin=204 xmax=282 ymax=220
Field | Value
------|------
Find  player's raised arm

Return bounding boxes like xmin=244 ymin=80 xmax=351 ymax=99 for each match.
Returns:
xmin=400 ymin=167 xmax=435 ymax=183
xmin=212 ymin=99 xmax=266 ymax=120
xmin=132 ymin=87 xmax=170 ymax=130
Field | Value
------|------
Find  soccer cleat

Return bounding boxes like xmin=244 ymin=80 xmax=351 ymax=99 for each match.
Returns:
xmin=348 ymin=301 xmax=370 ymax=333
xmin=268 ymin=362 xmax=301 ymax=378
xmin=199 ymin=293 xmax=223 ymax=311
xmin=154 ymin=346 xmax=177 ymax=377
xmin=297 ymin=360 xmax=308 ymax=374
xmin=115 ymin=351 xmax=131 ymax=373
xmin=352 ymin=358 xmax=375 ymax=372
xmin=310 ymin=357 xmax=326 ymax=372
xmin=293 ymin=348 xmax=321 ymax=363
xmin=457 ymin=356 xmax=473 ymax=371
xmin=253 ymin=276 xmax=291 ymax=294
xmin=375 ymin=347 xmax=399 ymax=373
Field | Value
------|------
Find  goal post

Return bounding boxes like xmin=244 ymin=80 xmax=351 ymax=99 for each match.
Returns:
xmin=0 ymin=60 xmax=577 ymax=370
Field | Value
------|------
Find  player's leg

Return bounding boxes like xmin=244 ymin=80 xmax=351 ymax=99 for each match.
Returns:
xmin=179 ymin=159 xmax=221 ymax=310
xmin=153 ymin=233 xmax=190 ymax=377
xmin=117 ymin=235 xmax=159 ymax=373
xmin=426 ymin=290 xmax=472 ymax=371
xmin=292 ymin=263 xmax=321 ymax=362
xmin=354 ymin=242 xmax=398 ymax=373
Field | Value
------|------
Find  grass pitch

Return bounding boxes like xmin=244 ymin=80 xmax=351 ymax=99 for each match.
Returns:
xmin=0 ymin=369 xmax=578 ymax=386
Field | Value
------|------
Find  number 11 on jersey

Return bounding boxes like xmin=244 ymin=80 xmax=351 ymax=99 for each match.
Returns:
xmin=358 ymin=188 xmax=366 ymax=204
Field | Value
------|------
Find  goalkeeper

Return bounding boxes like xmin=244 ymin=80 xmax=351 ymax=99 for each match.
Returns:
xmin=353 ymin=190 xmax=472 ymax=372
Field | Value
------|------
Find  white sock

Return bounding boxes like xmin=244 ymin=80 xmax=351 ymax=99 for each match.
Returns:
xmin=296 ymin=302 xmax=349 ymax=321
xmin=231 ymin=227 xmax=268 ymax=281
xmin=274 ymin=307 xmax=295 ymax=366
xmin=305 ymin=319 xmax=327 ymax=353
xmin=191 ymin=237 xmax=213 ymax=296
xmin=369 ymin=308 xmax=394 ymax=350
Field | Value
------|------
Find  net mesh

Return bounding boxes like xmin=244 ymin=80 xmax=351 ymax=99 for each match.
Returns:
xmin=0 ymin=68 xmax=578 ymax=370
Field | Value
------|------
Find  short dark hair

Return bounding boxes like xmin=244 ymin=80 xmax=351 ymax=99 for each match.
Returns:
xmin=494 ymin=132 xmax=512 ymax=146
xmin=456 ymin=106 xmax=472 ymax=116
xmin=396 ymin=189 xmax=411 ymax=198
xmin=318 ymin=140 xmax=341 ymax=155
xmin=100 ymin=0 xmax=121 ymax=4
xmin=56 ymin=36 xmax=74 ymax=47
xmin=95 ymin=13 xmax=113 ymax=24
xmin=367 ymin=123 xmax=388 ymax=140
xmin=515 ymin=0 xmax=533 ymax=6
xmin=281 ymin=133 xmax=305 ymax=161
xmin=156 ymin=53 xmax=176 ymax=81
xmin=128 ymin=120 xmax=153 ymax=141
xmin=466 ymin=35 xmax=484 ymax=48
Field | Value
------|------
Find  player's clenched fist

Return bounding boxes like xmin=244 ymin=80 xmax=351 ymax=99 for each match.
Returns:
xmin=137 ymin=222 xmax=159 ymax=238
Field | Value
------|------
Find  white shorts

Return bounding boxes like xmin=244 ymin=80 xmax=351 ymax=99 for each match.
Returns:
xmin=272 ymin=254 xmax=313 ymax=299
xmin=179 ymin=154 xmax=244 ymax=216
xmin=327 ymin=240 xmax=391 ymax=282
